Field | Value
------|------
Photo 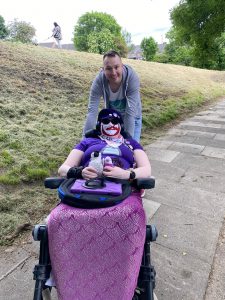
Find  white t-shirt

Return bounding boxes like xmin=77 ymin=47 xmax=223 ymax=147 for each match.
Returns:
xmin=108 ymin=84 xmax=126 ymax=113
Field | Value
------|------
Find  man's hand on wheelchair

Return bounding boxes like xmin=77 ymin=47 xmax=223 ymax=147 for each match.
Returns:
xmin=103 ymin=166 xmax=130 ymax=180
xmin=82 ymin=166 xmax=98 ymax=180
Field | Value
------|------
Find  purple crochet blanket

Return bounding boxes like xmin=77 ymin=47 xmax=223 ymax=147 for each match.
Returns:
xmin=47 ymin=192 xmax=146 ymax=300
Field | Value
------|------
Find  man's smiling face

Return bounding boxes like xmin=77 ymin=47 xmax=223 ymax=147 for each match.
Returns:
xmin=103 ymin=55 xmax=123 ymax=86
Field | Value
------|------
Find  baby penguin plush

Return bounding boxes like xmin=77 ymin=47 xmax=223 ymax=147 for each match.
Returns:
xmin=88 ymin=151 xmax=103 ymax=176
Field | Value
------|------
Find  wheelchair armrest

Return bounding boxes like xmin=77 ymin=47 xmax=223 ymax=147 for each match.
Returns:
xmin=44 ymin=177 xmax=66 ymax=189
xmin=133 ymin=177 xmax=155 ymax=190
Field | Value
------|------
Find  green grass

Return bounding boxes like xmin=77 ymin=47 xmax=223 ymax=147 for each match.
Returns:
xmin=142 ymin=92 xmax=205 ymax=128
xmin=0 ymin=173 xmax=20 ymax=185
xmin=0 ymin=150 xmax=15 ymax=166
xmin=0 ymin=41 xmax=225 ymax=245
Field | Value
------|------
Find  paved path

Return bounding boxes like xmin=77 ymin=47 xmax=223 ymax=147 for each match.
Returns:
xmin=0 ymin=98 xmax=225 ymax=300
xmin=146 ymin=98 xmax=225 ymax=300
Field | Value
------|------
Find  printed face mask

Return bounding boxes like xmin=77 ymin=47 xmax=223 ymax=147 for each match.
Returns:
xmin=101 ymin=122 xmax=121 ymax=137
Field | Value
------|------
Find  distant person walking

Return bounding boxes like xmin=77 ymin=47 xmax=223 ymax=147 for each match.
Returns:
xmin=51 ymin=22 xmax=62 ymax=49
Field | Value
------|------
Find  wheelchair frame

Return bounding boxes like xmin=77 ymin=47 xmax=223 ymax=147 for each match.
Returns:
xmin=32 ymin=177 xmax=158 ymax=300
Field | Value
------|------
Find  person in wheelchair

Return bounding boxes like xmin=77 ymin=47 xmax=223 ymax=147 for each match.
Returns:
xmin=58 ymin=108 xmax=151 ymax=184
xmin=35 ymin=108 xmax=156 ymax=300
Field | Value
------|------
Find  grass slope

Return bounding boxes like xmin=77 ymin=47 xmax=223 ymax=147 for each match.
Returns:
xmin=0 ymin=41 xmax=225 ymax=244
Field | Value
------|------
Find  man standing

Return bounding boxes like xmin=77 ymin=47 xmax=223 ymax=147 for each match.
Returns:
xmin=83 ymin=50 xmax=142 ymax=142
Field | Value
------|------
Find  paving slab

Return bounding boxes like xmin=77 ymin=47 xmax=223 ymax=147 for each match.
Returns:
xmin=215 ymin=105 xmax=225 ymax=109
xmin=145 ymin=146 xmax=180 ymax=163
xmin=185 ymin=130 xmax=216 ymax=138
xmin=196 ymin=109 xmax=225 ymax=116
xmin=165 ymin=135 xmax=198 ymax=144
xmin=145 ymin=140 xmax=174 ymax=149
xmin=152 ymin=243 xmax=210 ymax=300
xmin=215 ymin=133 xmax=225 ymax=141
xmin=167 ymin=128 xmax=217 ymax=139
xmin=151 ymin=204 xmax=221 ymax=264
xmin=0 ymin=255 xmax=37 ymax=300
xmin=0 ymin=255 xmax=58 ymax=300
xmin=191 ymin=137 xmax=225 ymax=149
xmin=168 ymin=141 xmax=205 ymax=154
xmin=179 ymin=168 xmax=225 ymax=194
xmin=0 ymin=240 xmax=38 ymax=300
xmin=192 ymin=119 xmax=225 ymax=126
xmin=171 ymin=152 xmax=225 ymax=175
xmin=191 ymin=115 xmax=225 ymax=123
xmin=178 ymin=124 xmax=225 ymax=134
xmin=149 ymin=181 xmax=225 ymax=221
xmin=201 ymin=146 xmax=225 ymax=160
xmin=150 ymin=159 xmax=187 ymax=182
xmin=179 ymin=120 xmax=224 ymax=129
xmin=143 ymin=198 xmax=161 ymax=223
xmin=0 ymin=240 xmax=38 ymax=279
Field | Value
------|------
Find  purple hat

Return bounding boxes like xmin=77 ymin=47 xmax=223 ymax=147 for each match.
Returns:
xmin=97 ymin=109 xmax=123 ymax=124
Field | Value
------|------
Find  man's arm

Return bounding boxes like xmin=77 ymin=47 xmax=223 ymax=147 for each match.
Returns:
xmin=83 ymin=76 xmax=103 ymax=136
xmin=123 ymin=114 xmax=135 ymax=137
xmin=124 ymin=70 xmax=141 ymax=137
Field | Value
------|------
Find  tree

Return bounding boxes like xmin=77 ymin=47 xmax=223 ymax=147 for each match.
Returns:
xmin=170 ymin=0 xmax=225 ymax=69
xmin=212 ymin=33 xmax=225 ymax=70
xmin=113 ymin=35 xmax=128 ymax=57
xmin=140 ymin=37 xmax=158 ymax=61
xmin=122 ymin=29 xmax=132 ymax=46
xmin=87 ymin=29 xmax=115 ymax=54
xmin=163 ymin=28 xmax=193 ymax=66
xmin=122 ymin=29 xmax=133 ymax=54
xmin=8 ymin=19 xmax=35 ymax=43
xmin=74 ymin=12 xmax=128 ymax=56
xmin=153 ymin=52 xmax=170 ymax=64
xmin=0 ymin=15 xmax=9 ymax=39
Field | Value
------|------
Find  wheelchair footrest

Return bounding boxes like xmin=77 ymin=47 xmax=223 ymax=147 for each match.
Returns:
xmin=33 ymin=264 xmax=51 ymax=281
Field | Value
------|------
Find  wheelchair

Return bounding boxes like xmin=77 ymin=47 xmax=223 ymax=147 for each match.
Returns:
xmin=32 ymin=176 xmax=158 ymax=300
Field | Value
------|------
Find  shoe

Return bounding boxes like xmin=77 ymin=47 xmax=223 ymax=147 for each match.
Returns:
xmin=140 ymin=189 xmax=145 ymax=198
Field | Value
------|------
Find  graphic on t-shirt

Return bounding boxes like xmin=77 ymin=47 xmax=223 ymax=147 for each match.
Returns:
xmin=109 ymin=98 xmax=126 ymax=112
xmin=101 ymin=145 xmax=121 ymax=156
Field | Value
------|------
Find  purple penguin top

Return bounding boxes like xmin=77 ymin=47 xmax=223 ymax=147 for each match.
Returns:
xmin=74 ymin=137 xmax=143 ymax=169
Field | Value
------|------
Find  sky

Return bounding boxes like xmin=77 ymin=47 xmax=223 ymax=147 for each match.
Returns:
xmin=1 ymin=0 xmax=180 ymax=45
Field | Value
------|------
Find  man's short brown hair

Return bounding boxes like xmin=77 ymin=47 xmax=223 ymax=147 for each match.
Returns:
xmin=103 ymin=50 xmax=121 ymax=60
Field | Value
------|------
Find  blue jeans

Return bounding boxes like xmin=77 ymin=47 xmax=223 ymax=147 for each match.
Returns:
xmin=133 ymin=116 xmax=142 ymax=142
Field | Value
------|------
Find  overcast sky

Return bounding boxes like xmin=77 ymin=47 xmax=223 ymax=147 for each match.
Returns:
xmin=1 ymin=0 xmax=180 ymax=45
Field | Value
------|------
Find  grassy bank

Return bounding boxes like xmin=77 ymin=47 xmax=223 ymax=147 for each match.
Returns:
xmin=0 ymin=41 xmax=225 ymax=245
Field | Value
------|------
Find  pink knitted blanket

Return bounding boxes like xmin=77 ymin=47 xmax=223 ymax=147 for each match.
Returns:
xmin=48 ymin=193 xmax=146 ymax=300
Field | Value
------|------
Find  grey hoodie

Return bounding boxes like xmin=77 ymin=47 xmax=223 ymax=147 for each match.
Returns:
xmin=83 ymin=65 xmax=142 ymax=137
